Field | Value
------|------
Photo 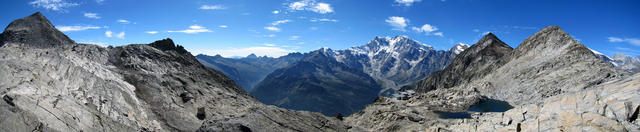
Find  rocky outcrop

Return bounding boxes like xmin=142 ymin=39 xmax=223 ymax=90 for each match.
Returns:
xmin=0 ymin=12 xmax=74 ymax=48
xmin=251 ymin=49 xmax=382 ymax=116
xmin=0 ymin=12 xmax=347 ymax=132
xmin=412 ymin=33 xmax=513 ymax=93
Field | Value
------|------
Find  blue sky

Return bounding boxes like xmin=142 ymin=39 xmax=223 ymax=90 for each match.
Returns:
xmin=1 ymin=0 xmax=639 ymax=57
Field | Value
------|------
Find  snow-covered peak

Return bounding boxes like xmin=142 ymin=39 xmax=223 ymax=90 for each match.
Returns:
xmin=450 ymin=43 xmax=470 ymax=54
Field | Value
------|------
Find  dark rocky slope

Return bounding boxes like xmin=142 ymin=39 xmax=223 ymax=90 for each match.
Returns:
xmin=251 ymin=49 xmax=381 ymax=116
xmin=411 ymin=33 xmax=513 ymax=93
xmin=0 ymin=12 xmax=347 ymax=132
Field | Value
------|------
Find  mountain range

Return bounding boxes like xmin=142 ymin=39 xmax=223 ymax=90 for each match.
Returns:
xmin=198 ymin=35 xmax=467 ymax=116
xmin=1 ymin=12 xmax=638 ymax=132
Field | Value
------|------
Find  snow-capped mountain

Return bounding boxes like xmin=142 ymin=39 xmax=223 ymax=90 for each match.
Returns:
xmin=610 ymin=53 xmax=640 ymax=73
xmin=450 ymin=43 xmax=470 ymax=54
xmin=328 ymin=36 xmax=466 ymax=94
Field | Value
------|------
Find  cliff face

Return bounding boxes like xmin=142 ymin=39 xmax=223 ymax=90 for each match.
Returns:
xmin=0 ymin=12 xmax=347 ymax=132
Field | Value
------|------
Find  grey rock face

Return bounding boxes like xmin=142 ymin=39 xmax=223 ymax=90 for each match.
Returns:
xmin=412 ymin=33 xmax=513 ymax=93
xmin=0 ymin=12 xmax=74 ymax=48
xmin=0 ymin=12 xmax=347 ymax=132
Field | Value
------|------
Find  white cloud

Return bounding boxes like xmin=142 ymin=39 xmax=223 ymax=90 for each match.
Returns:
xmin=412 ymin=24 xmax=438 ymax=33
xmin=264 ymin=26 xmax=281 ymax=32
xmin=116 ymin=32 xmax=125 ymax=39
xmin=264 ymin=43 xmax=276 ymax=46
xmin=29 ymin=0 xmax=78 ymax=11
xmin=289 ymin=36 xmax=300 ymax=40
xmin=199 ymin=5 xmax=226 ymax=10
xmin=272 ymin=10 xmax=280 ymax=14
xmin=146 ymin=31 xmax=158 ymax=34
xmin=105 ymin=30 xmax=112 ymax=37
xmin=288 ymin=0 xmax=334 ymax=14
xmin=310 ymin=18 xmax=338 ymax=22
xmin=266 ymin=34 xmax=276 ymax=37
xmin=219 ymin=25 xmax=228 ymax=28
xmin=385 ymin=16 xmax=408 ymax=31
xmin=80 ymin=41 xmax=108 ymax=47
xmin=394 ymin=0 xmax=422 ymax=6
xmin=433 ymin=32 xmax=444 ymax=37
xmin=271 ymin=19 xmax=291 ymax=26
xmin=168 ymin=25 xmax=213 ymax=34
xmin=56 ymin=25 xmax=102 ymax=32
xmin=609 ymin=37 xmax=640 ymax=46
xmin=310 ymin=27 xmax=318 ymax=30
xmin=117 ymin=19 xmax=130 ymax=24
xmin=311 ymin=3 xmax=333 ymax=14
xmin=84 ymin=13 xmax=100 ymax=19
xmin=190 ymin=47 xmax=296 ymax=58
xmin=412 ymin=24 xmax=444 ymax=36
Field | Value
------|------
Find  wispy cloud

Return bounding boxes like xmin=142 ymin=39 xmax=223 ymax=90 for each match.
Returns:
xmin=199 ymin=5 xmax=226 ymax=10
xmin=385 ymin=16 xmax=408 ymax=31
xmin=264 ymin=43 xmax=276 ymax=46
xmin=105 ymin=30 xmax=112 ymax=37
xmin=190 ymin=46 xmax=296 ymax=57
xmin=289 ymin=35 xmax=300 ymax=40
xmin=56 ymin=25 xmax=102 ymax=32
xmin=288 ymin=0 xmax=334 ymax=14
xmin=394 ymin=0 xmax=422 ymax=6
xmin=116 ymin=32 xmax=125 ymax=39
xmin=117 ymin=19 xmax=130 ymax=24
xmin=29 ymin=0 xmax=78 ymax=11
xmin=265 ymin=34 xmax=276 ymax=37
xmin=609 ymin=37 xmax=640 ymax=46
xmin=168 ymin=25 xmax=212 ymax=34
xmin=80 ymin=41 xmax=108 ymax=47
xmin=264 ymin=26 xmax=281 ymax=32
xmin=84 ymin=13 xmax=100 ymax=19
xmin=145 ymin=31 xmax=158 ymax=34
xmin=271 ymin=20 xmax=291 ymax=26
xmin=219 ymin=25 xmax=228 ymax=28
xmin=272 ymin=10 xmax=280 ymax=14
xmin=310 ymin=18 xmax=338 ymax=22
xmin=412 ymin=24 xmax=443 ymax=37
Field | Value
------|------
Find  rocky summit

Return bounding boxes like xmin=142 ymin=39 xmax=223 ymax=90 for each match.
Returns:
xmin=0 ymin=12 xmax=347 ymax=132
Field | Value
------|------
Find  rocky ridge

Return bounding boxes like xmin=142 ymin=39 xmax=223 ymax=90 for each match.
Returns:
xmin=0 ymin=12 xmax=347 ymax=132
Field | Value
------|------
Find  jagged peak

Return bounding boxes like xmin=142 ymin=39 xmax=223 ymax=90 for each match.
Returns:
xmin=149 ymin=38 xmax=189 ymax=54
xmin=246 ymin=53 xmax=258 ymax=58
xmin=449 ymin=43 xmax=470 ymax=54
xmin=0 ymin=12 xmax=75 ymax=47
